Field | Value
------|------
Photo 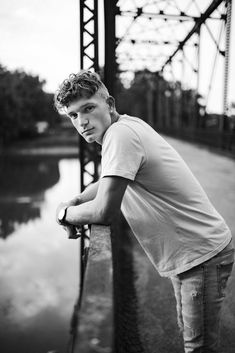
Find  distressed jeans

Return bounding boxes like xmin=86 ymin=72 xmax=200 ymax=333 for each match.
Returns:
xmin=171 ymin=241 xmax=234 ymax=353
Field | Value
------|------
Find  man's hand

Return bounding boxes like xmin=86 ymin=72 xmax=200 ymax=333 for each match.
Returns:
xmin=56 ymin=202 xmax=69 ymax=225
xmin=62 ymin=224 xmax=82 ymax=239
xmin=56 ymin=194 xmax=83 ymax=223
xmin=56 ymin=200 xmax=82 ymax=239
xmin=56 ymin=182 xmax=100 ymax=238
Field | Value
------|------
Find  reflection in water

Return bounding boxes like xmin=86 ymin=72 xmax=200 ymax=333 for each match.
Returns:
xmin=0 ymin=156 xmax=60 ymax=238
xmin=0 ymin=157 xmax=80 ymax=353
xmin=0 ymin=202 xmax=40 ymax=239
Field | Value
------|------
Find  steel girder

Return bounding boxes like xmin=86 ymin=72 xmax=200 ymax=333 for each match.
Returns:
xmin=79 ymin=0 xmax=100 ymax=192
xmin=114 ymin=0 xmax=232 ymax=129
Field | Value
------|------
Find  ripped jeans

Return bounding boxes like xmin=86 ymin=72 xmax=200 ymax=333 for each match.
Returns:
xmin=171 ymin=241 xmax=234 ymax=353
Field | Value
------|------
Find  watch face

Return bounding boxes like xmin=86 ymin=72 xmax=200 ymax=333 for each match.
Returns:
xmin=58 ymin=208 xmax=66 ymax=222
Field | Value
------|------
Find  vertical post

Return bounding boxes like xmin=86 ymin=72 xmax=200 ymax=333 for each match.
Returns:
xmin=196 ymin=26 xmax=201 ymax=129
xmin=196 ymin=26 xmax=201 ymax=97
xmin=156 ymin=73 xmax=163 ymax=130
xmin=222 ymin=0 xmax=232 ymax=131
xmin=78 ymin=0 xmax=100 ymax=337
xmin=79 ymin=0 xmax=100 ymax=278
xmin=146 ymin=75 xmax=154 ymax=127
xmin=80 ymin=0 xmax=99 ymax=74
xmin=79 ymin=0 xmax=84 ymax=73
xmin=104 ymin=0 xmax=117 ymax=97
xmin=180 ymin=49 xmax=185 ymax=130
xmin=79 ymin=0 xmax=99 ymax=191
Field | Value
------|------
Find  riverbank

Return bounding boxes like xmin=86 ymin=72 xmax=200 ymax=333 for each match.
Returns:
xmin=1 ymin=125 xmax=79 ymax=157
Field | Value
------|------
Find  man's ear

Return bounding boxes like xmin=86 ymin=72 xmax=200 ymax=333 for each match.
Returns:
xmin=106 ymin=96 xmax=115 ymax=111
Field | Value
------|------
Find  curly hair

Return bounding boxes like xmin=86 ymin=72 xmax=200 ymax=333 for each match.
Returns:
xmin=54 ymin=70 xmax=109 ymax=113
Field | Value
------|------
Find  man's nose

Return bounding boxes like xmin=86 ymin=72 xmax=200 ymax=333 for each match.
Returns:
xmin=78 ymin=115 xmax=89 ymax=128
xmin=80 ymin=120 xmax=89 ymax=129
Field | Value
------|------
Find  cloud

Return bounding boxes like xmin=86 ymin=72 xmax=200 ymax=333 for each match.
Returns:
xmin=0 ymin=0 xmax=79 ymax=92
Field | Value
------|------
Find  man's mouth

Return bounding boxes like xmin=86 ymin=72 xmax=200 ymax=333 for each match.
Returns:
xmin=82 ymin=128 xmax=94 ymax=135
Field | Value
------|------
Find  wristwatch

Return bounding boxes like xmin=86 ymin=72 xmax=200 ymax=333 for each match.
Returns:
xmin=58 ymin=206 xmax=68 ymax=224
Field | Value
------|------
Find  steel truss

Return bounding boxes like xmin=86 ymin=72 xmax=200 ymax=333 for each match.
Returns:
xmin=113 ymin=0 xmax=232 ymax=131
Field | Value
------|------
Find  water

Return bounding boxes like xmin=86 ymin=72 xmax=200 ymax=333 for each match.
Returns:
xmin=0 ymin=155 xmax=80 ymax=353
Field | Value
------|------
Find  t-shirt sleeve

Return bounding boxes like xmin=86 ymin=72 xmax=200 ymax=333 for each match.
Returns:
xmin=101 ymin=123 xmax=146 ymax=180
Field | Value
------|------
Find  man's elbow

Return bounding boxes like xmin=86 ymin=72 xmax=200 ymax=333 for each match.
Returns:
xmin=96 ymin=207 xmax=119 ymax=225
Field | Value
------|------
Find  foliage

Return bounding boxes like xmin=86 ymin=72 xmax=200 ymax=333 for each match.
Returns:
xmin=0 ymin=64 xmax=59 ymax=145
xmin=115 ymin=69 xmax=202 ymax=129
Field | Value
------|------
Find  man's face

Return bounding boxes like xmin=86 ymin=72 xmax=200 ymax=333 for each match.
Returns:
xmin=66 ymin=93 xmax=113 ymax=144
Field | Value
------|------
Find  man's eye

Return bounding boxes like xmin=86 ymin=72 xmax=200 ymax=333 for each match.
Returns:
xmin=70 ymin=114 xmax=77 ymax=120
xmin=85 ymin=106 xmax=94 ymax=113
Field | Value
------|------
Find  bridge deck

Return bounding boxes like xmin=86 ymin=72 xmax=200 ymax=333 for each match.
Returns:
xmin=165 ymin=135 xmax=235 ymax=236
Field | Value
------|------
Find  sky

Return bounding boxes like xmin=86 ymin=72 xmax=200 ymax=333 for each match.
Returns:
xmin=0 ymin=0 xmax=234 ymax=114
xmin=0 ymin=0 xmax=79 ymax=93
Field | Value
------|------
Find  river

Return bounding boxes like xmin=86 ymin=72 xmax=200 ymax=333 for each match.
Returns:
xmin=0 ymin=155 xmax=81 ymax=353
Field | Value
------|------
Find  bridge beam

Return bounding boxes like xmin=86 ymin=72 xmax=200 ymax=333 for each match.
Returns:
xmin=160 ymin=0 xmax=225 ymax=72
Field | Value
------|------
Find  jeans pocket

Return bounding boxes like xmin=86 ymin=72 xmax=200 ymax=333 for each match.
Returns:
xmin=217 ymin=252 xmax=234 ymax=297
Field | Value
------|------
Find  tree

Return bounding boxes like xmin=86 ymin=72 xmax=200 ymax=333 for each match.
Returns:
xmin=115 ymin=69 xmax=202 ymax=130
xmin=0 ymin=64 xmax=59 ymax=145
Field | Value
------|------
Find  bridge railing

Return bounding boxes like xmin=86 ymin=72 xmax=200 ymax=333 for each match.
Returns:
xmin=74 ymin=224 xmax=113 ymax=353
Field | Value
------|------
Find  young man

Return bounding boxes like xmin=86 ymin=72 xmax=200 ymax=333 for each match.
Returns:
xmin=55 ymin=70 xmax=234 ymax=353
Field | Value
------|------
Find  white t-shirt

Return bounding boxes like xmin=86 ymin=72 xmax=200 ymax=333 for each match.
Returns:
xmin=101 ymin=115 xmax=232 ymax=277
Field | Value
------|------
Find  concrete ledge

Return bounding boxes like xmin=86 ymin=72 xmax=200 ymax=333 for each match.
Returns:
xmin=75 ymin=225 xmax=113 ymax=353
xmin=75 ymin=218 xmax=183 ymax=353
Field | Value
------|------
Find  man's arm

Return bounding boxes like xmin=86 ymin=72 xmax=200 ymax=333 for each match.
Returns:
xmin=66 ymin=181 xmax=100 ymax=206
xmin=65 ymin=176 xmax=129 ymax=226
xmin=56 ymin=181 xmax=100 ymax=237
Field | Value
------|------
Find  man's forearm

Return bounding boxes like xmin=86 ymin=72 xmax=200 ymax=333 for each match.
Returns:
xmin=70 ymin=181 xmax=99 ymax=205
xmin=66 ymin=199 xmax=110 ymax=226
xmin=61 ymin=176 xmax=128 ymax=227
